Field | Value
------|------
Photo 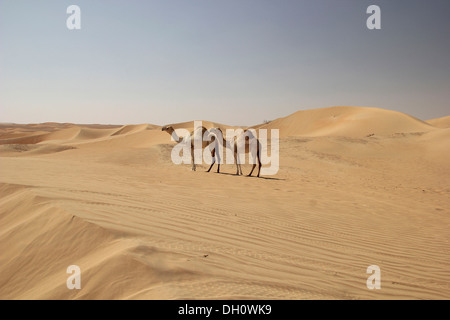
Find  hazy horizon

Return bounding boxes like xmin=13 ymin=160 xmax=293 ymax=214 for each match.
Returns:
xmin=0 ymin=105 xmax=447 ymax=127
xmin=1 ymin=0 xmax=449 ymax=126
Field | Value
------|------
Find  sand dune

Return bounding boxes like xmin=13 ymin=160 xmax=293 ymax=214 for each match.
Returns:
xmin=73 ymin=127 xmax=116 ymax=140
xmin=111 ymin=124 xmax=152 ymax=136
xmin=0 ymin=123 xmax=122 ymax=145
xmin=427 ymin=115 xmax=450 ymax=128
xmin=0 ymin=107 xmax=449 ymax=300
xmin=44 ymin=126 xmax=81 ymax=141
xmin=258 ymin=106 xmax=435 ymax=138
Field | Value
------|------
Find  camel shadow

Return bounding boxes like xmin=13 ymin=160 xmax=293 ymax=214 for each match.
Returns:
xmin=246 ymin=175 xmax=285 ymax=181
xmin=205 ymin=171 xmax=285 ymax=181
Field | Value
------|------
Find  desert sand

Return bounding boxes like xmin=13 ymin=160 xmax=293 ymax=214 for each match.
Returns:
xmin=0 ymin=106 xmax=449 ymax=299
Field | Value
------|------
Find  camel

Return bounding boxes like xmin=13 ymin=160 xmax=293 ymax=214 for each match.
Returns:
xmin=206 ymin=128 xmax=262 ymax=177
xmin=162 ymin=125 xmax=262 ymax=177
xmin=161 ymin=125 xmax=212 ymax=171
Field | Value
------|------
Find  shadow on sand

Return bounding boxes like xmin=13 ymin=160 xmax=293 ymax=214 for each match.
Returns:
xmin=204 ymin=171 xmax=285 ymax=181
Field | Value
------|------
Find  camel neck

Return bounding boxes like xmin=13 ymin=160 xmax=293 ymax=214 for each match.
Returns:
xmin=167 ymin=130 xmax=181 ymax=142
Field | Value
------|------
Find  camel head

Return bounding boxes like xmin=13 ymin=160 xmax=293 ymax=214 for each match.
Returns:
xmin=161 ymin=125 xmax=174 ymax=135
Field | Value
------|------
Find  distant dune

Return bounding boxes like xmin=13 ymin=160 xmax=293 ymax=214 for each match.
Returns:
xmin=256 ymin=106 xmax=435 ymax=138
xmin=426 ymin=115 xmax=450 ymax=128
xmin=1 ymin=107 xmax=449 ymax=299
xmin=112 ymin=124 xmax=155 ymax=136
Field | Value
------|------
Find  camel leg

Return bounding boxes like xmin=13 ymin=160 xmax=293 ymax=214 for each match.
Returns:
xmin=214 ymin=149 xmax=220 ymax=173
xmin=257 ymin=156 xmax=261 ymax=177
xmin=247 ymin=147 xmax=258 ymax=176
xmin=206 ymin=159 xmax=215 ymax=172
xmin=191 ymin=145 xmax=196 ymax=171
xmin=238 ymin=153 xmax=243 ymax=175
xmin=247 ymin=164 xmax=256 ymax=177
xmin=207 ymin=149 xmax=216 ymax=172
xmin=248 ymin=146 xmax=261 ymax=177
xmin=234 ymin=150 xmax=239 ymax=175
xmin=257 ymin=144 xmax=261 ymax=177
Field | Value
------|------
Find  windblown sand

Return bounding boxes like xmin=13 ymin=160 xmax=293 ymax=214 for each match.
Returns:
xmin=1 ymin=106 xmax=449 ymax=299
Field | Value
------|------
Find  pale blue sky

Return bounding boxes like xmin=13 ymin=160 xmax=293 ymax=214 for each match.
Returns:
xmin=1 ymin=0 xmax=449 ymax=125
